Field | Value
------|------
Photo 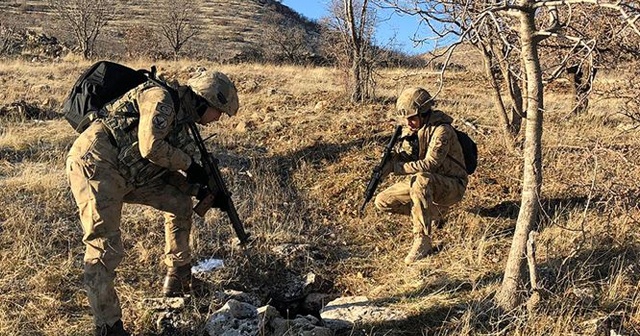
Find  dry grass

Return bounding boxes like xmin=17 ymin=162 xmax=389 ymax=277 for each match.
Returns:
xmin=0 ymin=58 xmax=639 ymax=335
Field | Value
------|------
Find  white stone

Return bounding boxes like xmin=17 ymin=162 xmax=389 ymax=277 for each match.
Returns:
xmin=205 ymin=299 xmax=264 ymax=336
xmin=320 ymin=296 xmax=407 ymax=332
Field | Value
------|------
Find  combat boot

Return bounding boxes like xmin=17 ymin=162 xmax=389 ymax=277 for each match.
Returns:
xmin=95 ymin=320 xmax=130 ymax=336
xmin=163 ymin=264 xmax=209 ymax=297
xmin=404 ymin=233 xmax=433 ymax=264
xmin=163 ymin=264 xmax=192 ymax=297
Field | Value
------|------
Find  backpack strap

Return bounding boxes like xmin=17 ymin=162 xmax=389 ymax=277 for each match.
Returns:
xmin=431 ymin=121 xmax=467 ymax=172
xmin=145 ymin=66 xmax=181 ymax=112
xmin=113 ymin=67 xmax=182 ymax=132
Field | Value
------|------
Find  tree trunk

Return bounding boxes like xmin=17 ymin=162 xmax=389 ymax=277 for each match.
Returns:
xmin=82 ymin=40 xmax=90 ymax=59
xmin=495 ymin=5 xmax=544 ymax=311
xmin=351 ymin=55 xmax=363 ymax=103
xmin=480 ymin=45 xmax=516 ymax=151
xmin=506 ymin=71 xmax=524 ymax=135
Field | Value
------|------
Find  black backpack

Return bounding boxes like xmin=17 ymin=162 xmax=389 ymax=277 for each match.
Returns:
xmin=453 ymin=128 xmax=478 ymax=175
xmin=435 ymin=122 xmax=478 ymax=175
xmin=62 ymin=61 xmax=176 ymax=133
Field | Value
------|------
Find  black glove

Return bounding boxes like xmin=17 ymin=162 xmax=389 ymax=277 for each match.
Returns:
xmin=186 ymin=161 xmax=209 ymax=185
xmin=380 ymin=159 xmax=395 ymax=179
xmin=195 ymin=186 xmax=228 ymax=210
xmin=196 ymin=186 xmax=209 ymax=201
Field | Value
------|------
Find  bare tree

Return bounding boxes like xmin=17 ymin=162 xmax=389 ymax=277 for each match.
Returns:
xmin=157 ymin=0 xmax=202 ymax=60
xmin=262 ymin=12 xmax=314 ymax=64
xmin=123 ymin=24 xmax=161 ymax=60
xmin=497 ymin=1 xmax=638 ymax=309
xmin=379 ymin=0 xmax=640 ymax=311
xmin=324 ymin=0 xmax=379 ymax=103
xmin=540 ymin=5 xmax=640 ymax=114
xmin=48 ymin=0 xmax=117 ymax=59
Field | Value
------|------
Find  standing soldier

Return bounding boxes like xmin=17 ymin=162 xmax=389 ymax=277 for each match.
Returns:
xmin=375 ymin=87 xmax=468 ymax=264
xmin=65 ymin=70 xmax=239 ymax=336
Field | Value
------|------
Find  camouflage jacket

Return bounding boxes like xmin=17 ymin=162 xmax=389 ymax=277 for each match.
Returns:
xmin=394 ymin=110 xmax=468 ymax=184
xmin=101 ymin=83 xmax=198 ymax=186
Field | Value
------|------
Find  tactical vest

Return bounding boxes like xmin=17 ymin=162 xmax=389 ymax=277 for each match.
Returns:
xmin=101 ymin=82 xmax=199 ymax=186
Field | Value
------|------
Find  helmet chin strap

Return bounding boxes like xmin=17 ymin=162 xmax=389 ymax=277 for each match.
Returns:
xmin=419 ymin=110 xmax=432 ymax=127
xmin=179 ymin=86 xmax=204 ymax=123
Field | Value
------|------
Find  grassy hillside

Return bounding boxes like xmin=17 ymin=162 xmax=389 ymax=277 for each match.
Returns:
xmin=0 ymin=0 xmax=320 ymax=60
xmin=0 ymin=59 xmax=639 ymax=335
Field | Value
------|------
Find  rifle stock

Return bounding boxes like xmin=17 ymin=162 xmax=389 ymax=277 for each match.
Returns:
xmin=360 ymin=125 xmax=403 ymax=215
xmin=189 ymin=123 xmax=250 ymax=244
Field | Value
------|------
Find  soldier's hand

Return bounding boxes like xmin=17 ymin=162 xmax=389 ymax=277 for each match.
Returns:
xmin=381 ymin=159 xmax=395 ymax=179
xmin=196 ymin=186 xmax=220 ymax=201
xmin=186 ymin=161 xmax=209 ymax=185
xmin=196 ymin=187 xmax=209 ymax=201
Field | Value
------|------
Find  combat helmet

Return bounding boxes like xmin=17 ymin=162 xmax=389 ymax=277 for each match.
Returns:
xmin=395 ymin=87 xmax=433 ymax=119
xmin=187 ymin=71 xmax=239 ymax=117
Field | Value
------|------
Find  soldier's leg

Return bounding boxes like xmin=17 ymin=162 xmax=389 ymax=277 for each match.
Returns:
xmin=409 ymin=174 xmax=436 ymax=236
xmin=66 ymin=128 xmax=128 ymax=328
xmin=430 ymin=174 xmax=466 ymax=207
xmin=403 ymin=173 xmax=437 ymax=264
xmin=125 ymin=180 xmax=193 ymax=268
xmin=125 ymin=181 xmax=195 ymax=296
xmin=432 ymin=204 xmax=450 ymax=229
xmin=374 ymin=179 xmax=412 ymax=215
xmin=407 ymin=173 xmax=466 ymax=263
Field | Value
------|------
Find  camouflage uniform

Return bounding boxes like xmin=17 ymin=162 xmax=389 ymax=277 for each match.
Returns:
xmin=375 ymin=87 xmax=468 ymax=263
xmin=66 ymin=83 xmax=201 ymax=327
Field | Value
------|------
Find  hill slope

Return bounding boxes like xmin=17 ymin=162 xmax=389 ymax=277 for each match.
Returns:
xmin=1 ymin=0 xmax=321 ymax=60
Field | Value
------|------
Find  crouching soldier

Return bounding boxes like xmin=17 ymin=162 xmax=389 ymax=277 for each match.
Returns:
xmin=375 ymin=87 xmax=468 ymax=264
xmin=65 ymin=70 xmax=239 ymax=335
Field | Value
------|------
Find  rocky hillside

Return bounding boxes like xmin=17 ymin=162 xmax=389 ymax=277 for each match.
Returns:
xmin=0 ymin=0 xmax=321 ymax=61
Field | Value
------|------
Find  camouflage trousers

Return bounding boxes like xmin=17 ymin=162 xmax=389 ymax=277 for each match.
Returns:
xmin=65 ymin=122 xmax=195 ymax=327
xmin=375 ymin=172 xmax=466 ymax=235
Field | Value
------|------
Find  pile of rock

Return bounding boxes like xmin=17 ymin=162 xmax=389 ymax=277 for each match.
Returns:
xmin=142 ymin=292 xmax=407 ymax=336
xmin=205 ymin=296 xmax=407 ymax=336
xmin=206 ymin=299 xmax=331 ymax=336
xmin=0 ymin=100 xmax=58 ymax=121
xmin=0 ymin=25 xmax=68 ymax=59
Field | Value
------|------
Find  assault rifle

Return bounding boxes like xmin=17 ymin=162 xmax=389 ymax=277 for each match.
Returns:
xmin=188 ymin=122 xmax=250 ymax=244
xmin=360 ymin=125 xmax=403 ymax=215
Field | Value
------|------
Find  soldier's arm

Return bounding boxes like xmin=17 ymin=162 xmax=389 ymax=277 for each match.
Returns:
xmin=394 ymin=125 xmax=452 ymax=174
xmin=137 ymin=87 xmax=192 ymax=171
xmin=391 ymin=128 xmax=414 ymax=162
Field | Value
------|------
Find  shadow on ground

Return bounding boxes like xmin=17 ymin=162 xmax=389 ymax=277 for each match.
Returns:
xmin=347 ymin=243 xmax=640 ymax=335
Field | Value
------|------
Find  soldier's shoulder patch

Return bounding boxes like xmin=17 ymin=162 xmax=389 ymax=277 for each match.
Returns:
xmin=155 ymin=102 xmax=173 ymax=116
xmin=152 ymin=114 xmax=168 ymax=130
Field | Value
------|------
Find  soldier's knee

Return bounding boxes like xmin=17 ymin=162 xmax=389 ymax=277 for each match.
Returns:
xmin=83 ymin=234 xmax=124 ymax=271
xmin=84 ymin=260 xmax=117 ymax=287
xmin=374 ymin=193 xmax=390 ymax=211
xmin=410 ymin=184 xmax=433 ymax=203
xmin=411 ymin=173 xmax=432 ymax=190
xmin=170 ymin=193 xmax=194 ymax=218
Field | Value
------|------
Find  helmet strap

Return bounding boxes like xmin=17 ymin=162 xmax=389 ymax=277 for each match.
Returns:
xmin=179 ymin=86 xmax=204 ymax=121
xmin=420 ymin=110 xmax=432 ymax=125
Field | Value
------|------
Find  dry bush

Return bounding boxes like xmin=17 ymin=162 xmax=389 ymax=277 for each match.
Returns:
xmin=122 ymin=25 xmax=162 ymax=60
xmin=0 ymin=24 xmax=17 ymax=56
xmin=260 ymin=12 xmax=316 ymax=65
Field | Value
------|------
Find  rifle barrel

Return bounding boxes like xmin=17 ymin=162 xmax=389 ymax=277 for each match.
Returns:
xmin=188 ymin=123 xmax=250 ymax=244
xmin=359 ymin=125 xmax=403 ymax=214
